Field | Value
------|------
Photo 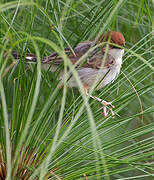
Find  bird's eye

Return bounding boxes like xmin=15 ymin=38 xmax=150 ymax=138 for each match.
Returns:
xmin=112 ymin=45 xmax=125 ymax=49
xmin=112 ymin=46 xmax=121 ymax=49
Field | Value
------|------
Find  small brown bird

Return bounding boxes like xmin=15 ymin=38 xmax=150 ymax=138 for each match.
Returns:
xmin=13 ymin=31 xmax=125 ymax=117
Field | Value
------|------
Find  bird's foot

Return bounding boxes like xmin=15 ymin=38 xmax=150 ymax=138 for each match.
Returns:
xmin=101 ymin=100 xmax=115 ymax=117
xmin=84 ymin=86 xmax=115 ymax=117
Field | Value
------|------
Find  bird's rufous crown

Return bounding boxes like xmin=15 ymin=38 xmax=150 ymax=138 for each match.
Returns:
xmin=97 ymin=31 xmax=125 ymax=47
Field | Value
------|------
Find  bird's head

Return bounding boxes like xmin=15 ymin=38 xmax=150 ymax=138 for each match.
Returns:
xmin=97 ymin=31 xmax=125 ymax=48
xmin=97 ymin=31 xmax=125 ymax=59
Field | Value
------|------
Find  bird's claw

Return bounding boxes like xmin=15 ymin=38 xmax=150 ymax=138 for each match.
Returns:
xmin=101 ymin=100 xmax=115 ymax=117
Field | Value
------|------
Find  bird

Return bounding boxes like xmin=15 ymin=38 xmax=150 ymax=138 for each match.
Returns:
xmin=12 ymin=31 xmax=125 ymax=117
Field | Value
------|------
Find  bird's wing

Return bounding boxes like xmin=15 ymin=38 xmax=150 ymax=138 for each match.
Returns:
xmin=42 ymin=41 xmax=92 ymax=63
xmin=43 ymin=41 xmax=115 ymax=69
xmin=85 ymin=49 xmax=115 ymax=69
xmin=74 ymin=41 xmax=93 ymax=56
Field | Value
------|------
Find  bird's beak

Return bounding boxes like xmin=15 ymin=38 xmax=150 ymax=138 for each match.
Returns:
xmin=123 ymin=45 xmax=126 ymax=48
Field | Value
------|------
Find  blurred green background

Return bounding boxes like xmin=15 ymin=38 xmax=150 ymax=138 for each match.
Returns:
xmin=0 ymin=0 xmax=154 ymax=179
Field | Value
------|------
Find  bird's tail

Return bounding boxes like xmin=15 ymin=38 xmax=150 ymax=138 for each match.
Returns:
xmin=12 ymin=48 xmax=71 ymax=64
xmin=12 ymin=52 xmax=37 ymax=63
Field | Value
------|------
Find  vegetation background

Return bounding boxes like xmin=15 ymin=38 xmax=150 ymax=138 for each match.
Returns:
xmin=0 ymin=0 xmax=154 ymax=179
